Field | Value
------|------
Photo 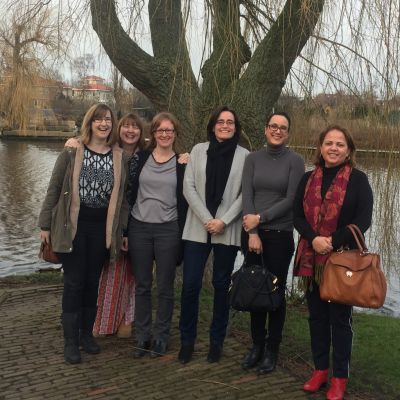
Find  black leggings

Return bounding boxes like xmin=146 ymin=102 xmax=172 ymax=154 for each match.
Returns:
xmin=242 ymin=229 xmax=294 ymax=351
xmin=59 ymin=219 xmax=108 ymax=313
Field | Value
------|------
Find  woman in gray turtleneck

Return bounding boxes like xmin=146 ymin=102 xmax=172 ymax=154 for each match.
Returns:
xmin=240 ymin=111 xmax=305 ymax=374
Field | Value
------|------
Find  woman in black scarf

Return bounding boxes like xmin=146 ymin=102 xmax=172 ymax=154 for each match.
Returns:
xmin=178 ymin=106 xmax=249 ymax=364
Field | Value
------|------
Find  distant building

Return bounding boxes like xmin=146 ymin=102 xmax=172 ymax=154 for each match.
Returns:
xmin=64 ymin=75 xmax=114 ymax=105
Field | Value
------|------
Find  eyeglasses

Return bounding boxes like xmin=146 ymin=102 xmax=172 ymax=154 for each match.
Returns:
xmin=216 ymin=119 xmax=235 ymax=126
xmin=154 ymin=128 xmax=175 ymax=135
xmin=122 ymin=123 xmax=140 ymax=130
xmin=93 ymin=117 xmax=112 ymax=124
xmin=266 ymin=123 xmax=289 ymax=133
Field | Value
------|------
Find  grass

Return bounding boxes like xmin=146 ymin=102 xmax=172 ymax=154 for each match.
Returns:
xmin=229 ymin=297 xmax=400 ymax=399
xmin=0 ymin=270 xmax=63 ymax=287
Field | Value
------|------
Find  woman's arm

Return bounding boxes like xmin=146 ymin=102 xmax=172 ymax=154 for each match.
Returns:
xmin=38 ymin=149 xmax=71 ymax=233
xmin=183 ymin=146 xmax=213 ymax=224
xmin=331 ymin=171 xmax=373 ymax=248
xmin=293 ymin=172 xmax=317 ymax=244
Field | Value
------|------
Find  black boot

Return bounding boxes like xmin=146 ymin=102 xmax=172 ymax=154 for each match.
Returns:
xmin=178 ymin=343 xmax=194 ymax=364
xmin=80 ymin=308 xmax=100 ymax=354
xmin=133 ymin=340 xmax=151 ymax=358
xmin=257 ymin=347 xmax=278 ymax=374
xmin=241 ymin=344 xmax=264 ymax=370
xmin=62 ymin=312 xmax=81 ymax=364
xmin=207 ymin=342 xmax=222 ymax=363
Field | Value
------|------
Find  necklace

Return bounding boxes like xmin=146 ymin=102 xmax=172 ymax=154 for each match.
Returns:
xmin=152 ymin=150 xmax=175 ymax=163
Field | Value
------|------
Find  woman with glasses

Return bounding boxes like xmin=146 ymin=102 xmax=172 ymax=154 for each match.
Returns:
xmin=39 ymin=103 xmax=129 ymax=364
xmin=127 ymin=112 xmax=187 ymax=358
xmin=178 ymin=105 xmax=249 ymax=364
xmin=240 ymin=111 xmax=304 ymax=373
xmin=65 ymin=113 xmax=146 ymax=339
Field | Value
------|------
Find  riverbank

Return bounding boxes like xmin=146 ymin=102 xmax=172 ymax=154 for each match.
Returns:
xmin=1 ymin=272 xmax=398 ymax=399
xmin=0 ymin=129 xmax=75 ymax=140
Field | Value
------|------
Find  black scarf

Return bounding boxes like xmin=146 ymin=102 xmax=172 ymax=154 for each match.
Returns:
xmin=205 ymin=133 xmax=239 ymax=217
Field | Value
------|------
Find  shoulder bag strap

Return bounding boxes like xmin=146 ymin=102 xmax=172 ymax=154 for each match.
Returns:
xmin=347 ymin=224 xmax=369 ymax=253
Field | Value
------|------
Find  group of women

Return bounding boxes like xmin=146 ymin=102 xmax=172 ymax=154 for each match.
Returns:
xmin=39 ymin=102 xmax=373 ymax=400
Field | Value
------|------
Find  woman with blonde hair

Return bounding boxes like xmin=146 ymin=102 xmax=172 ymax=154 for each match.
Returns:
xmin=39 ymin=103 xmax=129 ymax=364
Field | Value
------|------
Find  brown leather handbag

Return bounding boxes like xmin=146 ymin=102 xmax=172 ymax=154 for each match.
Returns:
xmin=319 ymin=224 xmax=386 ymax=309
xmin=39 ymin=242 xmax=60 ymax=264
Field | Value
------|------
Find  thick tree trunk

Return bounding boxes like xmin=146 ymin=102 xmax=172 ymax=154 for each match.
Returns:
xmin=91 ymin=0 xmax=325 ymax=150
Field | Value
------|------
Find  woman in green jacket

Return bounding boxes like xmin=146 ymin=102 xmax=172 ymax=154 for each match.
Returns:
xmin=39 ymin=103 xmax=129 ymax=364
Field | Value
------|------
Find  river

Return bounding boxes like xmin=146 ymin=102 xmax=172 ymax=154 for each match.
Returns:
xmin=0 ymin=138 xmax=399 ymax=316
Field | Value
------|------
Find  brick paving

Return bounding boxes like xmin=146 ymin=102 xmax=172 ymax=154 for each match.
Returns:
xmin=0 ymin=285 xmax=372 ymax=400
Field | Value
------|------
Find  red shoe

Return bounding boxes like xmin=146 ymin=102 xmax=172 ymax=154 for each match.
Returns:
xmin=303 ymin=369 xmax=329 ymax=392
xmin=326 ymin=377 xmax=348 ymax=400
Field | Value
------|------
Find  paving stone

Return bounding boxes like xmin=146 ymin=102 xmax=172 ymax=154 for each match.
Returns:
xmin=0 ymin=285 xmax=372 ymax=400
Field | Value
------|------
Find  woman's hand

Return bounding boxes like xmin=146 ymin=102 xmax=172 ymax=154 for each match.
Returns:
xmin=121 ymin=237 xmax=128 ymax=252
xmin=65 ymin=137 xmax=80 ymax=148
xmin=177 ymin=152 xmax=190 ymax=164
xmin=40 ymin=230 xmax=50 ymax=244
xmin=248 ymin=233 xmax=262 ymax=254
xmin=312 ymin=236 xmax=333 ymax=255
xmin=242 ymin=214 xmax=260 ymax=232
xmin=205 ymin=219 xmax=225 ymax=235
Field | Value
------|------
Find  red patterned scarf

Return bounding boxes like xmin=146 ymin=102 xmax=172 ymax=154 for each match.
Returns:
xmin=294 ymin=164 xmax=352 ymax=281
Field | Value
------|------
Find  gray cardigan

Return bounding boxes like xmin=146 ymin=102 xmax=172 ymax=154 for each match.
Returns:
xmin=182 ymin=142 xmax=249 ymax=246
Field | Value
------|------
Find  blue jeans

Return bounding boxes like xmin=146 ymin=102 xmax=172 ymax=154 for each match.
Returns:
xmin=179 ymin=239 xmax=239 ymax=346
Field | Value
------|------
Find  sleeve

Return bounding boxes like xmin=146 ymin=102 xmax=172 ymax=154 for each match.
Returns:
xmin=293 ymin=171 xmax=317 ymax=244
xmin=183 ymin=145 xmax=214 ymax=224
xmin=241 ymin=154 xmax=256 ymax=216
xmin=38 ymin=150 xmax=70 ymax=230
xmin=260 ymin=153 xmax=305 ymax=222
xmin=331 ymin=171 xmax=373 ymax=249
xmin=120 ymin=154 xmax=131 ymax=235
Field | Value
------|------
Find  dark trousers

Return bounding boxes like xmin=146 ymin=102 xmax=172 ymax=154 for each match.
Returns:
xmin=59 ymin=219 xmax=108 ymax=313
xmin=179 ymin=239 xmax=239 ymax=346
xmin=242 ymin=229 xmax=294 ymax=352
xmin=306 ymin=285 xmax=353 ymax=378
xmin=128 ymin=218 xmax=180 ymax=343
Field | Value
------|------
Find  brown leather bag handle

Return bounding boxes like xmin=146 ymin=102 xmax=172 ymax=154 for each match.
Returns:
xmin=347 ymin=224 xmax=369 ymax=253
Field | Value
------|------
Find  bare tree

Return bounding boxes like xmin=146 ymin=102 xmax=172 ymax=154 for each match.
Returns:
xmin=0 ymin=1 xmax=64 ymax=128
xmin=89 ymin=0 xmax=325 ymax=149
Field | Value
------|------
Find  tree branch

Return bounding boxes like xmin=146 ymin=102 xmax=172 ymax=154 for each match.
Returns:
xmin=200 ymin=0 xmax=251 ymax=107
xmin=90 ymin=0 xmax=159 ymax=96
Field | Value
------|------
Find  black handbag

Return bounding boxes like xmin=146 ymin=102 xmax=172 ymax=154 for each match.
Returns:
xmin=229 ymin=253 xmax=282 ymax=312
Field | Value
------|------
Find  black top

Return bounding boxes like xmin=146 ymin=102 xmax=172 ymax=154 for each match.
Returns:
xmin=293 ymin=165 xmax=373 ymax=249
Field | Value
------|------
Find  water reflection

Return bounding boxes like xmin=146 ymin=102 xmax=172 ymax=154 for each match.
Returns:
xmin=0 ymin=139 xmax=399 ymax=315
xmin=0 ymin=140 xmax=64 ymax=275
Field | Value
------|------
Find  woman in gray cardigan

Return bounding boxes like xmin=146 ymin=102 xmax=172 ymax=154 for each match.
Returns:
xmin=178 ymin=105 xmax=249 ymax=364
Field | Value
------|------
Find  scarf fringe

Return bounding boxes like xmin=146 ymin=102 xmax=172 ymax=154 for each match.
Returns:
xmin=296 ymin=264 xmax=325 ymax=292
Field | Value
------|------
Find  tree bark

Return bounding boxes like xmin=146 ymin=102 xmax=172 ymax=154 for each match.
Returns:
xmin=91 ymin=0 xmax=325 ymax=150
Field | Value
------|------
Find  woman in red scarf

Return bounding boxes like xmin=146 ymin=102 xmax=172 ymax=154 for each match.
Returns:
xmin=293 ymin=126 xmax=373 ymax=400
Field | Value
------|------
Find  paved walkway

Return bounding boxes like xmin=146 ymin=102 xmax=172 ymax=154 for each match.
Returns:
xmin=0 ymin=285 xmax=372 ymax=400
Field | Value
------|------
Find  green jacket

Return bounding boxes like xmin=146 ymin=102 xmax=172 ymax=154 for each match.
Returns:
xmin=38 ymin=144 xmax=129 ymax=262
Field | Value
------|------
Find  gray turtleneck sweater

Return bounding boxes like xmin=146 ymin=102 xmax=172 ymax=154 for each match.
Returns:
xmin=242 ymin=145 xmax=305 ymax=231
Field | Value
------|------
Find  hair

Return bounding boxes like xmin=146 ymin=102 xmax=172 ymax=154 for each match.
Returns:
xmin=314 ymin=125 xmax=356 ymax=166
xmin=118 ymin=112 xmax=146 ymax=151
xmin=79 ymin=103 xmax=118 ymax=146
xmin=206 ymin=105 xmax=242 ymax=140
xmin=147 ymin=111 xmax=181 ymax=151
xmin=265 ymin=111 xmax=291 ymax=132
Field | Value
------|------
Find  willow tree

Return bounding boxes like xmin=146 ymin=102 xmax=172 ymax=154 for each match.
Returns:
xmin=90 ymin=0 xmax=324 ymax=149
xmin=0 ymin=1 xmax=64 ymax=129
